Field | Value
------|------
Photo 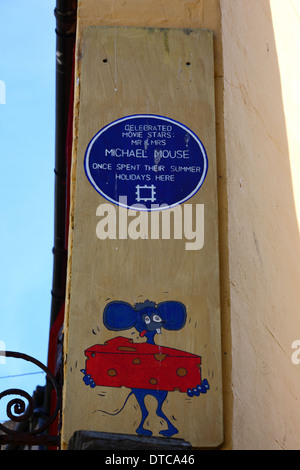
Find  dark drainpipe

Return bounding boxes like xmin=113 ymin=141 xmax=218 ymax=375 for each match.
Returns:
xmin=51 ymin=0 xmax=77 ymax=329
xmin=44 ymin=0 xmax=77 ymax=430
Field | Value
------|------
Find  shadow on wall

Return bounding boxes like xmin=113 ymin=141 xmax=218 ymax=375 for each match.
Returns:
xmin=221 ymin=0 xmax=300 ymax=450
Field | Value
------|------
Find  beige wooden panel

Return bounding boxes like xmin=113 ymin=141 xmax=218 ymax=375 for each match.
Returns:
xmin=62 ymin=26 xmax=222 ymax=448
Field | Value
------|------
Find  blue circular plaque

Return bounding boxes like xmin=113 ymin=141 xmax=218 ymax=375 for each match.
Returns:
xmin=84 ymin=115 xmax=208 ymax=211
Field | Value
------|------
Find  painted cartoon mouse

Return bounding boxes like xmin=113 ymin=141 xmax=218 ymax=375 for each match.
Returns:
xmin=81 ymin=300 xmax=209 ymax=437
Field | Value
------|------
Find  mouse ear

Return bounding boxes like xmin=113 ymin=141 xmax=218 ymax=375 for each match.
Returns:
xmin=103 ymin=301 xmax=137 ymax=331
xmin=157 ymin=301 xmax=187 ymax=330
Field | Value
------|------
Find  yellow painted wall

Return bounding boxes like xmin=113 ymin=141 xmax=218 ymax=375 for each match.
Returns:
xmin=62 ymin=0 xmax=300 ymax=450
xmin=221 ymin=0 xmax=300 ymax=449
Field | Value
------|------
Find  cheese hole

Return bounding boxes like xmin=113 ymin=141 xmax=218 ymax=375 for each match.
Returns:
xmin=154 ymin=353 xmax=167 ymax=361
xmin=133 ymin=358 xmax=141 ymax=364
xmin=117 ymin=346 xmax=137 ymax=352
xmin=176 ymin=367 xmax=187 ymax=377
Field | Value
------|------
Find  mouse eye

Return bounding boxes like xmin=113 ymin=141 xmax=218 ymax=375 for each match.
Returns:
xmin=144 ymin=315 xmax=151 ymax=324
xmin=152 ymin=314 xmax=162 ymax=323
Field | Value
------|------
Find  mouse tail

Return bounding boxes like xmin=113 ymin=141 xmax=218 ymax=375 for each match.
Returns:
xmin=94 ymin=390 xmax=134 ymax=416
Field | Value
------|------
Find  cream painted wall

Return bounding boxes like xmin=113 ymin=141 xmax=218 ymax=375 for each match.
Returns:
xmin=221 ymin=0 xmax=300 ymax=449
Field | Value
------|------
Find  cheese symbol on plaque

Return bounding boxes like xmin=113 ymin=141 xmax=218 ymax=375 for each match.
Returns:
xmin=81 ymin=300 xmax=209 ymax=438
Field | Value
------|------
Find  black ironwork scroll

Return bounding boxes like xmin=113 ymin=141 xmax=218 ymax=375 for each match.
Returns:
xmin=0 ymin=351 xmax=60 ymax=449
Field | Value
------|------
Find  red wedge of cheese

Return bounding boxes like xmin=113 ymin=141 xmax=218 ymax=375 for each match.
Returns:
xmin=84 ymin=336 xmax=201 ymax=392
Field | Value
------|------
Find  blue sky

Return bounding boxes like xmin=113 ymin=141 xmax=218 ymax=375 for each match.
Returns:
xmin=0 ymin=1 xmax=56 ymax=421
